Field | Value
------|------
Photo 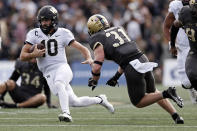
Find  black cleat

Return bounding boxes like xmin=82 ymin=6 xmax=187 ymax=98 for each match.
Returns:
xmin=175 ymin=116 xmax=184 ymax=124
xmin=164 ymin=87 xmax=184 ymax=108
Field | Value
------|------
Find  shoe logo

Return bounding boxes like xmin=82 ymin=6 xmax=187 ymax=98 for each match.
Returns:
xmin=55 ymin=35 xmax=60 ymax=37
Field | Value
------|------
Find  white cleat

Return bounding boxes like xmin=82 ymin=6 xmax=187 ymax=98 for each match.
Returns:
xmin=98 ymin=94 xmax=115 ymax=114
xmin=58 ymin=113 xmax=72 ymax=122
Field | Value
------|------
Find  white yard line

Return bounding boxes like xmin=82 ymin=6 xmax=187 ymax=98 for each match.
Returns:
xmin=0 ymin=124 xmax=197 ymax=128
xmin=0 ymin=117 xmax=196 ymax=120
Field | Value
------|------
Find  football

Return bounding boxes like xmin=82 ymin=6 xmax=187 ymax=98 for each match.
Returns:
xmin=29 ymin=44 xmax=45 ymax=53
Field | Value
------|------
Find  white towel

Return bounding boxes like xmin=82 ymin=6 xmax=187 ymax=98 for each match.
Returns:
xmin=129 ymin=59 xmax=158 ymax=73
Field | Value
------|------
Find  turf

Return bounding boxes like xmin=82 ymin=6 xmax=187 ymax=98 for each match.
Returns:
xmin=0 ymin=85 xmax=197 ymax=131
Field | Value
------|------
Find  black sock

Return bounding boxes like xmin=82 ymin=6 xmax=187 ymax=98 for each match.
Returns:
xmin=1 ymin=102 xmax=17 ymax=108
xmin=0 ymin=91 xmax=7 ymax=101
xmin=162 ymin=90 xmax=170 ymax=98
xmin=172 ymin=113 xmax=179 ymax=121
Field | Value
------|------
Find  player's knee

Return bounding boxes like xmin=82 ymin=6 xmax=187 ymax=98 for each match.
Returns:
xmin=135 ymin=102 xmax=144 ymax=108
xmin=71 ymin=100 xmax=80 ymax=107
xmin=39 ymin=94 xmax=47 ymax=103
xmin=54 ymin=81 xmax=66 ymax=95
xmin=69 ymin=97 xmax=80 ymax=107
xmin=6 ymin=80 xmax=16 ymax=91
xmin=130 ymin=98 xmax=142 ymax=108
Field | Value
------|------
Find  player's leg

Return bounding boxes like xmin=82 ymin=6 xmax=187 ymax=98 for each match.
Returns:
xmin=145 ymin=71 xmax=183 ymax=124
xmin=124 ymin=65 xmax=163 ymax=107
xmin=0 ymin=80 xmax=16 ymax=94
xmin=124 ymin=55 xmax=183 ymax=108
xmin=177 ymin=46 xmax=197 ymax=103
xmin=0 ymin=80 xmax=46 ymax=108
xmin=0 ymin=80 xmax=15 ymax=100
xmin=66 ymin=84 xmax=114 ymax=113
xmin=53 ymin=64 xmax=74 ymax=122
xmin=16 ymin=94 xmax=46 ymax=108
xmin=185 ymin=52 xmax=197 ymax=91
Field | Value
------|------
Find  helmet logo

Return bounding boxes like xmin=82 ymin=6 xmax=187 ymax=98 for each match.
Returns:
xmin=190 ymin=0 xmax=195 ymax=5
xmin=50 ymin=7 xmax=57 ymax=14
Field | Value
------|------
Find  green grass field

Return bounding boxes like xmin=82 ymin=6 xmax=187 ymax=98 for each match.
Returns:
xmin=0 ymin=85 xmax=197 ymax=131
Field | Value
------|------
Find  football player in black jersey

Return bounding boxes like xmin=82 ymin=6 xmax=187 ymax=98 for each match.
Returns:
xmin=170 ymin=0 xmax=197 ymax=91
xmin=87 ymin=14 xmax=184 ymax=124
xmin=0 ymin=58 xmax=56 ymax=108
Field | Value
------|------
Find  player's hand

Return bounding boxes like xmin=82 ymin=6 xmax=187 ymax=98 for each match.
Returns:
xmin=32 ymin=44 xmax=45 ymax=58
xmin=47 ymin=104 xmax=57 ymax=108
xmin=170 ymin=46 xmax=177 ymax=57
xmin=88 ymin=77 xmax=98 ymax=91
xmin=81 ymin=58 xmax=94 ymax=65
xmin=106 ymin=77 xmax=119 ymax=87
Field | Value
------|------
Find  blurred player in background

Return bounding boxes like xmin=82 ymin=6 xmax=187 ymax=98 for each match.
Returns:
xmin=163 ymin=0 xmax=197 ymax=104
xmin=87 ymin=14 xmax=184 ymax=124
xmin=20 ymin=5 xmax=114 ymax=122
xmin=0 ymin=58 xmax=55 ymax=108
xmin=170 ymin=0 xmax=197 ymax=93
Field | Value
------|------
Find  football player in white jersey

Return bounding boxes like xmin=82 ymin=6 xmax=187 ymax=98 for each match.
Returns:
xmin=163 ymin=0 xmax=197 ymax=104
xmin=20 ymin=5 xmax=114 ymax=122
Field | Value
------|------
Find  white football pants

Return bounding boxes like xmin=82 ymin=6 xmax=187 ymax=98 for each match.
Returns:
xmin=44 ymin=63 xmax=101 ymax=114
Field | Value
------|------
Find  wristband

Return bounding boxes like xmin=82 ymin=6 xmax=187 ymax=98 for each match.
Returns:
xmin=91 ymin=70 xmax=100 ymax=76
xmin=94 ymin=61 xmax=103 ymax=66
xmin=114 ymin=71 xmax=122 ymax=80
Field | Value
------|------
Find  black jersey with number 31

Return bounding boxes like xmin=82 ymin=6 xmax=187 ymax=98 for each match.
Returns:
xmin=179 ymin=6 xmax=197 ymax=52
xmin=89 ymin=27 xmax=142 ymax=69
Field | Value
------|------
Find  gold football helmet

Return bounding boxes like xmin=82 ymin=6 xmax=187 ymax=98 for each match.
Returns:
xmin=87 ymin=14 xmax=110 ymax=35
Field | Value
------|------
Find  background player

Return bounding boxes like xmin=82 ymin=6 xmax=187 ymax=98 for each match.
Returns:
xmin=0 ymin=58 xmax=55 ymax=108
xmin=170 ymin=0 xmax=197 ymax=92
xmin=163 ymin=0 xmax=197 ymax=104
xmin=87 ymin=14 xmax=184 ymax=124
xmin=19 ymin=5 xmax=114 ymax=122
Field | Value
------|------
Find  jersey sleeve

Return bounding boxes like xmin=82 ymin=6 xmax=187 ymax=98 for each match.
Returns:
xmin=168 ymin=1 xmax=178 ymax=14
xmin=63 ymin=29 xmax=75 ymax=46
xmin=25 ymin=29 xmax=37 ymax=45
xmin=89 ymin=34 xmax=104 ymax=50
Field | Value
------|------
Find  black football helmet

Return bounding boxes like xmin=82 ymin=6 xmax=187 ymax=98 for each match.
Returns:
xmin=182 ymin=0 xmax=190 ymax=5
xmin=189 ymin=0 xmax=197 ymax=16
xmin=37 ymin=5 xmax=58 ymax=34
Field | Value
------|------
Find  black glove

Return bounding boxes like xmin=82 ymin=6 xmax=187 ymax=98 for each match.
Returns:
xmin=106 ymin=71 xmax=122 ymax=87
xmin=88 ymin=78 xmax=98 ymax=91
xmin=106 ymin=77 xmax=119 ymax=87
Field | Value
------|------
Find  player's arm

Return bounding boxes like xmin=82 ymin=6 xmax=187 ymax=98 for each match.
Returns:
xmin=106 ymin=66 xmax=124 ymax=87
xmin=20 ymin=43 xmax=45 ymax=61
xmin=69 ymin=40 xmax=93 ymax=65
xmin=169 ymin=20 xmax=182 ymax=56
xmin=170 ymin=20 xmax=182 ymax=48
xmin=163 ymin=12 xmax=175 ymax=41
xmin=88 ymin=44 xmax=104 ymax=91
